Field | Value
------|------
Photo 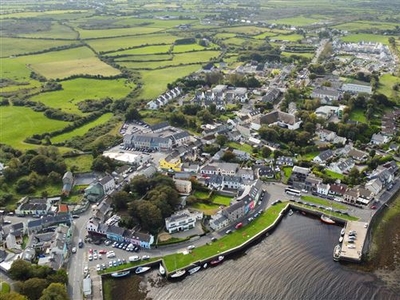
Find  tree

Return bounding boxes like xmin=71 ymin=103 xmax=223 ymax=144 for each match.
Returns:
xmin=261 ymin=146 xmax=272 ymax=158
xmin=112 ymin=191 xmax=130 ymax=211
xmin=215 ymin=134 xmax=228 ymax=146
xmin=221 ymin=150 xmax=236 ymax=162
xmin=0 ymin=292 xmax=28 ymax=300
xmin=129 ymin=175 xmax=151 ymax=196
xmin=29 ymin=155 xmax=49 ymax=175
xmin=9 ymin=260 xmax=32 ymax=281
xmin=125 ymin=107 xmax=141 ymax=121
xmin=19 ymin=278 xmax=48 ymax=300
xmin=39 ymin=283 xmax=69 ymax=300
xmin=132 ymin=201 xmax=163 ymax=233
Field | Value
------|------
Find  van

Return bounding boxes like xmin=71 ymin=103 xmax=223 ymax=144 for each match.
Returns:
xmin=129 ymin=256 xmax=140 ymax=262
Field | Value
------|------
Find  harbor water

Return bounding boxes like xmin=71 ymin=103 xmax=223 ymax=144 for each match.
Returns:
xmin=143 ymin=212 xmax=400 ymax=300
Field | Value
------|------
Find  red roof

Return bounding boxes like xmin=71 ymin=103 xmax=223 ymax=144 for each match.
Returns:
xmin=58 ymin=204 xmax=69 ymax=213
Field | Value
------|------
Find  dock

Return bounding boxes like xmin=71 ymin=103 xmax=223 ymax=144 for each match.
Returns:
xmin=339 ymin=221 xmax=368 ymax=262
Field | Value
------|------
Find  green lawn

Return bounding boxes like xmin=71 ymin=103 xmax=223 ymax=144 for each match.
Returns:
xmin=282 ymin=166 xmax=293 ymax=179
xmin=301 ymin=195 xmax=347 ymax=210
xmin=194 ymin=191 xmax=210 ymax=199
xmin=0 ymin=106 xmax=68 ymax=149
xmin=349 ymin=108 xmax=367 ymax=123
xmin=272 ymin=34 xmax=304 ymax=42
xmin=211 ymin=194 xmax=233 ymax=206
xmin=0 ymin=282 xmax=10 ymax=294
xmin=272 ymin=16 xmax=323 ymax=26
xmin=298 ymin=151 xmax=319 ymax=161
xmin=325 ymin=170 xmax=345 ymax=180
xmin=227 ymin=142 xmax=253 ymax=154
xmin=64 ymin=154 xmax=94 ymax=173
xmin=191 ymin=203 xmax=221 ymax=215
xmin=78 ymin=26 xmax=163 ymax=39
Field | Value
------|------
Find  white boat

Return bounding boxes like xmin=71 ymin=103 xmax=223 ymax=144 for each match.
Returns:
xmin=321 ymin=214 xmax=335 ymax=225
xmin=170 ymin=270 xmax=186 ymax=278
xmin=159 ymin=264 xmax=166 ymax=276
xmin=341 ymin=228 xmax=345 ymax=236
xmin=188 ymin=266 xmax=201 ymax=275
xmin=288 ymin=209 xmax=294 ymax=216
xmin=333 ymin=244 xmax=341 ymax=262
xmin=339 ymin=236 xmax=343 ymax=243
xmin=210 ymin=255 xmax=224 ymax=265
xmin=135 ymin=266 xmax=151 ymax=274
xmin=203 ymin=263 xmax=208 ymax=269
xmin=111 ymin=270 xmax=130 ymax=278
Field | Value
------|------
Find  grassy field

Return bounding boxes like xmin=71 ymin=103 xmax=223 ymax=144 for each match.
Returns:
xmin=139 ymin=65 xmax=200 ymax=99
xmin=333 ymin=21 xmax=398 ymax=32
xmin=219 ymin=26 xmax=268 ymax=35
xmin=282 ymin=166 xmax=293 ymax=179
xmin=377 ymin=74 xmax=400 ymax=99
xmin=173 ymin=44 xmax=215 ymax=53
xmin=64 ymin=154 xmax=94 ymax=173
xmin=0 ymin=282 xmax=10 ymax=294
xmin=298 ymin=151 xmax=318 ymax=161
xmin=281 ymin=52 xmax=314 ymax=58
xmin=30 ymin=78 xmax=132 ymax=114
xmin=191 ymin=203 xmax=221 ymax=215
xmin=51 ymin=113 xmax=114 ymax=143
xmin=114 ymin=54 xmax=173 ymax=61
xmin=272 ymin=34 xmax=304 ymax=42
xmin=325 ymin=170 xmax=345 ymax=180
xmin=1 ymin=57 xmax=40 ymax=86
xmin=340 ymin=34 xmax=394 ymax=45
xmin=118 ymin=50 xmax=219 ymax=69
xmin=194 ymin=191 xmax=210 ymax=199
xmin=350 ymin=108 xmax=367 ymax=123
xmin=0 ymin=37 xmax=77 ymax=57
xmin=271 ymin=16 xmax=324 ymax=26
xmin=86 ymin=34 xmax=178 ymax=53
xmin=105 ymin=45 xmax=172 ymax=56
xmin=16 ymin=46 xmax=120 ymax=79
xmin=214 ymin=33 xmax=237 ymax=39
xmin=78 ymin=27 xmax=164 ymax=39
xmin=301 ymin=195 xmax=347 ymax=210
xmin=227 ymin=142 xmax=254 ymax=154
xmin=0 ymin=106 xmax=68 ymax=149
xmin=211 ymin=194 xmax=233 ymax=206
xmin=17 ymin=22 xmax=79 ymax=39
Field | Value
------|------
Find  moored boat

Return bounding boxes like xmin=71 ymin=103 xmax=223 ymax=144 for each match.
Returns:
xmin=203 ymin=262 xmax=208 ymax=269
xmin=333 ymin=244 xmax=341 ymax=262
xmin=341 ymin=228 xmax=345 ymax=236
xmin=339 ymin=236 xmax=343 ymax=243
xmin=135 ymin=266 xmax=151 ymax=274
xmin=188 ymin=266 xmax=201 ymax=275
xmin=111 ymin=270 xmax=130 ymax=278
xmin=210 ymin=255 xmax=224 ymax=265
xmin=321 ymin=214 xmax=335 ymax=225
xmin=288 ymin=209 xmax=294 ymax=216
xmin=159 ymin=263 xmax=166 ymax=276
xmin=170 ymin=270 xmax=186 ymax=278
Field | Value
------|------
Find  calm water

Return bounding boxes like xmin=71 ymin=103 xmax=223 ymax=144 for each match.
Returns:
xmin=144 ymin=213 xmax=400 ymax=300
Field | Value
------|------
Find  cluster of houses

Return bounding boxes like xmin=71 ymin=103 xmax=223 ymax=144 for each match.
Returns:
xmin=193 ymin=85 xmax=248 ymax=110
xmin=147 ymin=87 xmax=182 ymax=110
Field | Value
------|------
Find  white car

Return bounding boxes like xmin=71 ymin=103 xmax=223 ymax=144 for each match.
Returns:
xmin=93 ymin=253 xmax=98 ymax=260
xmin=96 ymin=264 xmax=101 ymax=271
xmin=187 ymin=245 xmax=195 ymax=250
xmin=84 ymin=266 xmax=89 ymax=276
xmin=106 ymin=252 xmax=116 ymax=259
xmin=71 ymin=247 xmax=77 ymax=254
xmin=88 ymin=254 xmax=93 ymax=261
xmin=98 ymin=254 xmax=102 ymax=260
xmin=108 ymin=261 xmax=113 ymax=267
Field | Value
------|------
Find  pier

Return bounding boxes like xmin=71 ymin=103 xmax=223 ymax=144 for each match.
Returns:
xmin=338 ymin=221 xmax=368 ymax=262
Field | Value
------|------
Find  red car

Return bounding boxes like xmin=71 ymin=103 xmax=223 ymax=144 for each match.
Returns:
xmin=371 ymin=205 xmax=377 ymax=209
xmin=99 ymin=249 xmax=107 ymax=254
xmin=235 ymin=222 xmax=243 ymax=229
xmin=88 ymin=248 xmax=93 ymax=254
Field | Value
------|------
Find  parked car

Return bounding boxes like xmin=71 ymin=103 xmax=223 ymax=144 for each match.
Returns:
xmin=93 ymin=253 xmax=98 ymax=260
xmin=99 ymin=249 xmax=107 ymax=254
xmin=187 ymin=245 xmax=195 ymax=250
xmin=71 ymin=247 xmax=77 ymax=254
xmin=96 ymin=264 xmax=101 ymax=271
xmin=88 ymin=249 xmax=93 ymax=254
xmin=108 ymin=261 xmax=113 ymax=268
xmin=141 ymin=255 xmax=150 ymax=260
xmin=226 ymin=229 xmax=232 ymax=234
xmin=106 ymin=252 xmax=116 ymax=259
xmin=88 ymin=254 xmax=93 ymax=261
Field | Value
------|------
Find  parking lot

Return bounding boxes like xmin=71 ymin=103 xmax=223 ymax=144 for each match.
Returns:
xmin=80 ymin=240 xmax=153 ymax=274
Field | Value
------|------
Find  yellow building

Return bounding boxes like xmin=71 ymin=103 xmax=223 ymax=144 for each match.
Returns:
xmin=159 ymin=155 xmax=182 ymax=172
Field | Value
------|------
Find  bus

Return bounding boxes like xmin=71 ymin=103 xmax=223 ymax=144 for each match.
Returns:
xmin=285 ymin=188 xmax=301 ymax=197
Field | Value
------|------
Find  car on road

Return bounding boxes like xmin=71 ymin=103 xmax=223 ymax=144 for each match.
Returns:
xmin=98 ymin=254 xmax=102 ymax=260
xmin=84 ymin=266 xmax=89 ymax=276
xmin=99 ymin=249 xmax=107 ymax=254
xmin=211 ymin=237 xmax=217 ymax=242
xmin=142 ymin=255 xmax=150 ymax=260
xmin=72 ymin=215 xmax=79 ymax=219
xmin=187 ymin=245 xmax=195 ymax=250
xmin=78 ymin=239 xmax=84 ymax=248
xmin=106 ymin=252 xmax=116 ymax=258
xmin=235 ymin=222 xmax=243 ymax=229
xmin=226 ymin=229 xmax=232 ymax=234
xmin=71 ymin=247 xmax=77 ymax=254
xmin=104 ymin=240 xmax=112 ymax=246
xmin=3 ymin=220 xmax=12 ymax=225
xmin=108 ymin=261 xmax=113 ymax=267
xmin=371 ymin=205 xmax=377 ymax=209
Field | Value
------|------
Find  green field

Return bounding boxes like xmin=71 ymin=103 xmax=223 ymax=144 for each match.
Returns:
xmin=173 ymin=44 xmax=213 ymax=53
xmin=325 ymin=170 xmax=345 ymax=180
xmin=211 ymin=194 xmax=233 ymax=206
xmin=194 ymin=191 xmax=210 ymax=199
xmin=105 ymin=45 xmax=172 ymax=56
xmin=16 ymin=46 xmax=121 ymax=79
xmin=333 ymin=21 xmax=398 ymax=32
xmin=272 ymin=34 xmax=304 ymax=42
xmin=17 ymin=22 xmax=79 ymax=39
xmin=191 ymin=202 xmax=220 ymax=215
xmin=64 ymin=154 xmax=94 ymax=173
xmin=340 ymin=34 xmax=394 ymax=45
xmin=0 ymin=282 xmax=10 ymax=294
xmin=377 ymin=74 xmax=400 ymax=99
xmin=227 ymin=142 xmax=254 ymax=154
xmin=29 ymin=78 xmax=132 ymax=114
xmin=220 ymin=26 xmax=268 ymax=35
xmin=301 ymin=195 xmax=347 ymax=210
xmin=139 ymin=65 xmax=201 ymax=99
xmin=0 ymin=37 xmax=77 ymax=58
xmin=114 ymin=54 xmax=173 ymax=61
xmin=282 ymin=52 xmax=314 ymax=58
xmin=0 ymin=106 xmax=68 ymax=149
xmin=78 ymin=27 xmax=164 ymax=39
xmin=118 ymin=51 xmax=219 ymax=69
xmin=86 ymin=34 xmax=179 ymax=53
xmin=272 ymin=16 xmax=323 ymax=26
xmin=51 ymin=113 xmax=114 ymax=143
xmin=350 ymin=108 xmax=367 ymax=123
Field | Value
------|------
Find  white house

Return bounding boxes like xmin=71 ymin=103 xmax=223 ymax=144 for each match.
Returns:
xmin=365 ymin=178 xmax=383 ymax=196
xmin=370 ymin=133 xmax=390 ymax=145
xmin=317 ymin=183 xmax=330 ymax=196
xmin=342 ymin=83 xmax=372 ymax=94
xmin=99 ymin=175 xmax=115 ymax=195
xmin=165 ymin=210 xmax=203 ymax=234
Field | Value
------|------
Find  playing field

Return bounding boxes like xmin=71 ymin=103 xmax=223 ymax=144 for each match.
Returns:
xmin=15 ymin=46 xmax=121 ymax=79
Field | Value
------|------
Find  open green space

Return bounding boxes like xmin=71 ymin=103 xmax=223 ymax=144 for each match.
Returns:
xmin=340 ymin=34 xmax=394 ymax=45
xmin=272 ymin=34 xmax=304 ymax=42
xmin=377 ymin=74 xmax=400 ymax=99
xmin=114 ymin=54 xmax=173 ymax=61
xmin=139 ymin=65 xmax=200 ymax=99
xmin=325 ymin=170 xmax=345 ymax=180
xmin=17 ymin=22 xmax=79 ymax=39
xmin=293 ymin=203 xmax=358 ymax=221
xmin=173 ymin=44 xmax=215 ymax=53
xmin=51 ymin=113 xmax=114 ymax=143
xmin=211 ymin=194 xmax=233 ymax=206
xmin=0 ymin=37 xmax=77 ymax=58
xmin=298 ymin=151 xmax=318 ymax=161
xmin=333 ymin=21 xmax=398 ymax=32
xmin=282 ymin=166 xmax=293 ymax=179
xmin=106 ymin=45 xmax=172 ymax=56
xmin=253 ymin=31 xmax=280 ymax=39
xmin=220 ymin=26 xmax=268 ymax=35
xmin=16 ymin=46 xmax=120 ymax=79
xmin=191 ymin=202 xmax=221 ymax=215
xmin=272 ymin=16 xmax=323 ymax=26
xmin=0 ymin=106 xmax=68 ymax=149
xmin=0 ymin=282 xmax=10 ymax=294
xmin=300 ymin=195 xmax=347 ymax=210
xmin=214 ymin=33 xmax=237 ymax=40
xmin=78 ymin=27 xmax=164 ymax=39
xmin=282 ymin=52 xmax=314 ymax=58
xmin=86 ymin=34 xmax=178 ymax=53
xmin=194 ymin=191 xmax=210 ymax=199
xmin=349 ymin=108 xmax=367 ymax=123
xmin=64 ymin=154 xmax=94 ymax=173
xmin=29 ymin=78 xmax=133 ymax=114
xmin=227 ymin=142 xmax=253 ymax=154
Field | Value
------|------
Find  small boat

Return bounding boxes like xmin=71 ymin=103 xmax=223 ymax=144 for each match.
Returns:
xmin=135 ymin=266 xmax=151 ymax=274
xmin=203 ymin=263 xmax=208 ymax=269
xmin=341 ymin=228 xmax=345 ymax=236
xmin=301 ymin=211 xmax=306 ymax=216
xmin=333 ymin=244 xmax=341 ymax=262
xmin=159 ymin=264 xmax=166 ymax=276
xmin=321 ymin=214 xmax=335 ymax=225
xmin=339 ymin=236 xmax=343 ymax=243
xmin=188 ymin=266 xmax=201 ymax=275
xmin=170 ymin=270 xmax=186 ymax=278
xmin=288 ymin=209 xmax=294 ymax=216
xmin=210 ymin=255 xmax=224 ymax=265
xmin=111 ymin=270 xmax=130 ymax=278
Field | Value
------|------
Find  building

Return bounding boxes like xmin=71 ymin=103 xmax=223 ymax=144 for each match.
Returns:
xmin=159 ymin=155 xmax=182 ymax=172
xmin=61 ymin=171 xmax=74 ymax=196
xmin=342 ymin=83 xmax=372 ymax=94
xmin=311 ymin=87 xmax=340 ymax=102
xmin=173 ymin=179 xmax=192 ymax=194
xmin=209 ymin=213 xmax=229 ymax=231
xmin=84 ymin=182 xmax=105 ymax=203
xmin=258 ymin=110 xmax=302 ymax=130
xmin=125 ymin=134 xmax=173 ymax=151
xmin=99 ymin=175 xmax=115 ymax=195
xmin=165 ymin=209 xmax=203 ymax=234
xmin=15 ymin=196 xmax=58 ymax=216
xmin=223 ymin=175 xmax=243 ymax=189
xmin=313 ymin=149 xmax=334 ymax=164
